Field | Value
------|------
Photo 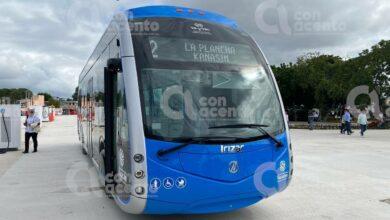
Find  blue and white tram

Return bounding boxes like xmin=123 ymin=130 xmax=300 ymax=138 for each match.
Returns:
xmin=77 ymin=5 xmax=293 ymax=214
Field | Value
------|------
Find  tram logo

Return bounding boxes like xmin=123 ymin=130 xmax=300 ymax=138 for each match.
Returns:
xmin=229 ymin=161 xmax=239 ymax=174
xmin=190 ymin=23 xmax=211 ymax=35
xmin=221 ymin=144 xmax=244 ymax=153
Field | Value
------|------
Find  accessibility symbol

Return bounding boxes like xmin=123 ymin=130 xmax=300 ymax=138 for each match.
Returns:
xmin=176 ymin=177 xmax=187 ymax=189
xmin=163 ymin=177 xmax=174 ymax=189
xmin=149 ymin=178 xmax=161 ymax=193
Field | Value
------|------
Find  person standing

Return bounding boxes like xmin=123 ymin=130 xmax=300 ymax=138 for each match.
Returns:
xmin=343 ymin=109 xmax=352 ymax=135
xmin=23 ymin=108 xmax=41 ymax=153
xmin=340 ymin=111 xmax=346 ymax=134
xmin=308 ymin=110 xmax=315 ymax=130
xmin=340 ymin=107 xmax=346 ymax=134
xmin=358 ymin=110 xmax=368 ymax=136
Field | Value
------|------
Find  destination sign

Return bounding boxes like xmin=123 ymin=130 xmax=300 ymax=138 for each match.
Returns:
xmin=148 ymin=36 xmax=258 ymax=66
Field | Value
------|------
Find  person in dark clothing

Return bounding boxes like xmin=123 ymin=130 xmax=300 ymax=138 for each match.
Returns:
xmin=340 ymin=109 xmax=346 ymax=134
xmin=308 ymin=110 xmax=315 ymax=130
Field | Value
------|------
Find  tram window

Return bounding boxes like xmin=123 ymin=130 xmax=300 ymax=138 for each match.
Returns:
xmin=116 ymin=73 xmax=129 ymax=143
xmin=132 ymin=17 xmax=285 ymax=141
xmin=140 ymin=68 xmax=284 ymax=140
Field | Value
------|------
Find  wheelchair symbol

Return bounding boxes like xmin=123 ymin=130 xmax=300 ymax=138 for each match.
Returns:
xmin=163 ymin=177 xmax=174 ymax=189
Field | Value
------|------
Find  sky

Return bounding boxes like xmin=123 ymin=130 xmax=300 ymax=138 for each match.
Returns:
xmin=0 ymin=0 xmax=389 ymax=98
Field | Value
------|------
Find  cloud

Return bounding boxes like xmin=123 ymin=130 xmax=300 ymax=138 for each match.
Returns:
xmin=0 ymin=0 xmax=389 ymax=97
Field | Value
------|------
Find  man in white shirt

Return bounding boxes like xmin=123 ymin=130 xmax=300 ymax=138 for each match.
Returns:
xmin=23 ymin=108 xmax=41 ymax=153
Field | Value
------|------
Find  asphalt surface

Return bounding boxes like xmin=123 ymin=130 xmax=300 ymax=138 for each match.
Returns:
xmin=0 ymin=116 xmax=389 ymax=220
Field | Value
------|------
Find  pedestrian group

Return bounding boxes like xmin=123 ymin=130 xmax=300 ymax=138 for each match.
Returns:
xmin=340 ymin=107 xmax=368 ymax=136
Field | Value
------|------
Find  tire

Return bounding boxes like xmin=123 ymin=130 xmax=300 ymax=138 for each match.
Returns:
xmin=81 ymin=143 xmax=87 ymax=155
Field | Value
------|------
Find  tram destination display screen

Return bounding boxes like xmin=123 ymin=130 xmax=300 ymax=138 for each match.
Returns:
xmin=148 ymin=36 xmax=259 ymax=66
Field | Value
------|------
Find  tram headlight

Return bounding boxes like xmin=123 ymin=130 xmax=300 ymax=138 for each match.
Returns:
xmin=134 ymin=154 xmax=144 ymax=163
xmin=135 ymin=170 xmax=145 ymax=179
xmin=135 ymin=186 xmax=145 ymax=195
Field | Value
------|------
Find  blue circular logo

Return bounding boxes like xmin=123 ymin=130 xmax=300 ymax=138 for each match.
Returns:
xmin=175 ymin=177 xmax=187 ymax=189
xmin=229 ymin=161 xmax=239 ymax=174
xmin=149 ymin=178 xmax=161 ymax=192
xmin=163 ymin=177 xmax=174 ymax=189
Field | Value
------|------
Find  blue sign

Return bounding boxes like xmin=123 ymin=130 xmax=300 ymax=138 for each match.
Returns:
xmin=163 ymin=177 xmax=174 ymax=189
xmin=175 ymin=177 xmax=187 ymax=189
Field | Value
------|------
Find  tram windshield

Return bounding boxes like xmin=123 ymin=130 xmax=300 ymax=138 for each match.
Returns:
xmin=131 ymin=18 xmax=285 ymax=141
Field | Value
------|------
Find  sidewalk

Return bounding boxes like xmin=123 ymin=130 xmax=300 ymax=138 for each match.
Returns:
xmin=0 ymin=151 xmax=21 ymax=178
xmin=0 ymin=116 xmax=127 ymax=220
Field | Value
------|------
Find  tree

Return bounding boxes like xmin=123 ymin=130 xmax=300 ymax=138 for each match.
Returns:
xmin=47 ymin=99 xmax=60 ymax=108
xmin=357 ymin=40 xmax=390 ymax=103
xmin=72 ymin=87 xmax=79 ymax=101
xmin=0 ymin=88 xmax=33 ymax=103
xmin=273 ymin=40 xmax=390 ymax=121
xmin=38 ymin=92 xmax=60 ymax=108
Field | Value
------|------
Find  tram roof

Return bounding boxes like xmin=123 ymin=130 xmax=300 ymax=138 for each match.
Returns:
xmin=126 ymin=5 xmax=239 ymax=29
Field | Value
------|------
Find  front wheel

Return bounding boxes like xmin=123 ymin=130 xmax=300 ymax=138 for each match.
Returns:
xmin=81 ymin=146 xmax=87 ymax=155
xmin=81 ymin=138 xmax=87 ymax=155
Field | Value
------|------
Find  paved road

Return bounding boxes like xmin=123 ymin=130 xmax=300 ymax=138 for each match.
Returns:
xmin=0 ymin=116 xmax=389 ymax=220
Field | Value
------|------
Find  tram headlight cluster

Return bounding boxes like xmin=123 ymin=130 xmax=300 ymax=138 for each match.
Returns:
xmin=134 ymin=154 xmax=144 ymax=163
xmin=133 ymin=153 xmax=146 ymax=196
xmin=135 ymin=186 xmax=145 ymax=195
xmin=135 ymin=170 xmax=145 ymax=179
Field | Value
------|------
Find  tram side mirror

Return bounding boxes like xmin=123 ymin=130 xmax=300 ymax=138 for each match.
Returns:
xmin=107 ymin=58 xmax=122 ymax=72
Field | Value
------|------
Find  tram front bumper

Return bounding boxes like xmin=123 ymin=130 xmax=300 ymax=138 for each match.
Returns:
xmin=141 ymin=159 xmax=290 ymax=214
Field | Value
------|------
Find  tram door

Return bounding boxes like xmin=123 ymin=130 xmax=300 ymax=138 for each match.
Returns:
xmin=103 ymin=61 xmax=119 ymax=187
xmin=87 ymin=78 xmax=94 ymax=156
xmin=103 ymin=59 xmax=130 ymax=196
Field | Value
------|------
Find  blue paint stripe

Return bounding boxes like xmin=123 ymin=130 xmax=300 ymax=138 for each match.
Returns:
xmin=127 ymin=6 xmax=238 ymax=29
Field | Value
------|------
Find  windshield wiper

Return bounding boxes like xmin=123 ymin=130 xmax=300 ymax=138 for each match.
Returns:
xmin=157 ymin=136 xmax=239 ymax=157
xmin=209 ymin=124 xmax=283 ymax=147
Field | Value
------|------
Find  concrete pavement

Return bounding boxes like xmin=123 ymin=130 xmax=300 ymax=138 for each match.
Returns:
xmin=0 ymin=116 xmax=389 ymax=220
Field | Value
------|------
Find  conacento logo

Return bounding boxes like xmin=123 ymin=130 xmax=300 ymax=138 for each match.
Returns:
xmin=130 ymin=20 xmax=160 ymax=32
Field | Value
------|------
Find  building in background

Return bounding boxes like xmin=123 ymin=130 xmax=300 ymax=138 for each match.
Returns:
xmin=18 ymin=95 xmax=45 ymax=115
xmin=32 ymin=95 xmax=45 ymax=106
xmin=60 ymin=100 xmax=77 ymax=115
xmin=19 ymin=98 xmax=32 ymax=109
